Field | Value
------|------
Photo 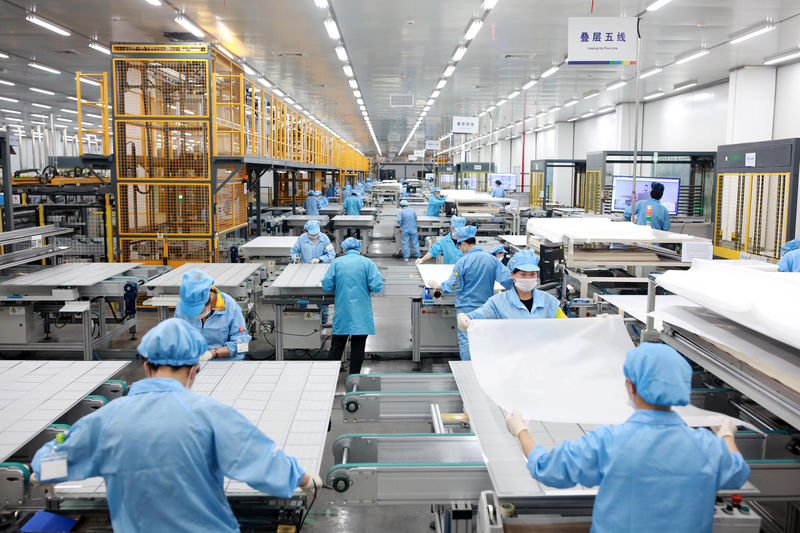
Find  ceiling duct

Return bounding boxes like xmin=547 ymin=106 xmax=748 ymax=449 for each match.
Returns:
xmin=390 ymin=94 xmax=414 ymax=107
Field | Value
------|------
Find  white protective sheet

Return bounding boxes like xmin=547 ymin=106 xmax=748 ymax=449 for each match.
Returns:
xmin=526 ymin=217 xmax=656 ymax=244
xmin=467 ymin=316 xmax=757 ymax=430
xmin=656 ymin=259 xmax=800 ymax=350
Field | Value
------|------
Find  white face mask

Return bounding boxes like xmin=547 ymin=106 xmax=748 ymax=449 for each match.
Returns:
xmin=514 ymin=277 xmax=538 ymax=292
xmin=309 ymin=233 xmax=319 ymax=241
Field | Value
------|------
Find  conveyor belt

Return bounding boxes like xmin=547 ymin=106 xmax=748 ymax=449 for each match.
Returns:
xmin=145 ymin=262 xmax=264 ymax=289
xmin=0 ymin=263 xmax=142 ymax=287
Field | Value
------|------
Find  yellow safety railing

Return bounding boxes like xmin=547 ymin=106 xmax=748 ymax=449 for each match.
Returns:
xmin=76 ymin=72 xmax=111 ymax=155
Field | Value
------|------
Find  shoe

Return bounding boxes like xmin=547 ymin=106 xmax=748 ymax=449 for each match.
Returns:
xmin=403 ymin=258 xmax=409 ymax=262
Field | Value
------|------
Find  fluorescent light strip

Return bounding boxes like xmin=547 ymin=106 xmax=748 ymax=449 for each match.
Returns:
xmin=523 ymin=79 xmax=537 ymax=90
xmin=26 ymin=14 xmax=71 ymax=36
xmin=216 ymin=45 xmax=234 ymax=60
xmin=273 ymin=88 xmax=285 ymax=97
xmin=436 ymin=79 xmax=447 ymax=90
xmin=606 ymin=79 xmax=627 ymax=91
xmin=486 ymin=105 xmax=496 ymax=112
xmin=730 ymin=23 xmax=775 ymax=44
xmin=29 ymin=62 xmax=61 ymax=75
xmin=496 ymin=99 xmax=507 ymax=107
xmin=563 ymin=98 xmax=578 ymax=107
xmin=343 ymin=64 xmax=353 ymax=77
xmin=56 ymin=117 xmax=72 ymax=122
xmin=598 ymin=105 xmax=615 ymax=114
xmin=0 ymin=79 xmax=14 ymax=86
xmin=582 ymin=111 xmax=595 ymax=118
xmin=452 ymin=46 xmax=467 ymax=62
xmin=89 ymin=42 xmax=110 ymax=55
xmin=30 ymin=87 xmax=55 ymax=95
xmin=676 ymin=48 xmax=708 ymax=65
xmin=566 ymin=116 xmax=579 ymax=122
xmin=443 ymin=64 xmax=456 ymax=77
xmin=508 ymin=90 xmax=520 ymax=99
xmin=353 ymin=90 xmax=361 ymax=98
xmin=324 ymin=19 xmax=340 ymax=40
xmin=643 ymin=90 xmax=664 ymax=100
xmin=79 ymin=77 xmax=101 ymax=87
xmin=144 ymin=0 xmax=161 ymax=5
xmin=31 ymin=102 xmax=49 ymax=108
xmin=257 ymin=77 xmax=271 ymax=88
xmin=31 ymin=113 xmax=48 ymax=119
xmin=673 ymin=80 xmax=697 ymax=92
xmin=314 ymin=0 xmax=328 ymax=7
xmin=1 ymin=109 xmax=21 ymax=114
xmin=583 ymin=90 xmax=599 ymax=100
xmin=541 ymin=65 xmax=559 ymax=78
xmin=335 ymin=45 xmax=348 ymax=62
xmin=5 ymin=117 xmax=22 ymax=122
xmin=465 ymin=19 xmax=483 ymax=41
xmin=645 ymin=0 xmax=673 ymax=11
xmin=60 ymin=108 xmax=78 ymax=114
xmin=174 ymin=15 xmax=204 ymax=38
xmin=764 ymin=48 xmax=800 ymax=65
xmin=639 ymin=67 xmax=662 ymax=79
xmin=349 ymin=79 xmax=358 ymax=89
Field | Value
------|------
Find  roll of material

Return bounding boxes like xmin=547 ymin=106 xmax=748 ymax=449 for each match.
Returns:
xmin=500 ymin=502 xmax=515 ymax=518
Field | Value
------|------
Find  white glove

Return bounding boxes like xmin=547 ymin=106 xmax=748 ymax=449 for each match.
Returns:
xmin=714 ymin=417 xmax=737 ymax=439
xmin=310 ymin=258 xmax=321 ymax=264
xmin=199 ymin=350 xmax=214 ymax=362
xmin=428 ymin=280 xmax=442 ymax=291
xmin=457 ymin=313 xmax=471 ymax=332
xmin=415 ymin=258 xmax=424 ymax=266
xmin=505 ymin=410 xmax=528 ymax=438
xmin=300 ymin=472 xmax=323 ymax=500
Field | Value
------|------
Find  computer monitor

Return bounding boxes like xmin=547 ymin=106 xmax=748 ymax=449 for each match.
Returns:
xmin=488 ymin=173 xmax=517 ymax=192
xmin=611 ymin=176 xmax=680 ymax=216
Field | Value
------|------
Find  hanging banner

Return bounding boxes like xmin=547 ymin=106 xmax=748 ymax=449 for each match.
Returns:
xmin=413 ymin=149 xmax=425 ymax=158
xmin=425 ymin=140 xmax=440 ymax=151
xmin=407 ymin=155 xmax=417 ymax=162
xmin=567 ymin=17 xmax=638 ymax=64
xmin=452 ymin=116 xmax=479 ymax=135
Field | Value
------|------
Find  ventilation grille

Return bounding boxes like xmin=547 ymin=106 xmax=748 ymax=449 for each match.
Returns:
xmin=272 ymin=51 xmax=306 ymax=58
xmin=390 ymin=94 xmax=414 ymax=107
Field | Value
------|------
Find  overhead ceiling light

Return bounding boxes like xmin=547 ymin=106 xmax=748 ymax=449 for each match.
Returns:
xmin=606 ymin=79 xmax=627 ymax=91
xmin=0 ymin=96 xmax=18 ymax=104
xmin=31 ymin=102 xmax=49 ymax=108
xmin=676 ymin=48 xmax=708 ymax=65
xmin=598 ymin=105 xmax=615 ymax=113
xmin=481 ymin=0 xmax=499 ymax=9
xmin=60 ymin=108 xmax=78 ymax=114
xmin=431 ymin=90 xmax=440 ymax=99
xmin=523 ymin=79 xmax=538 ymax=90
xmin=423 ymin=105 xmax=431 ymax=112
xmin=508 ymin=90 xmax=520 ymax=99
xmin=764 ymin=48 xmax=800 ymax=65
xmin=583 ymin=90 xmax=600 ymax=100
xmin=452 ymin=46 xmax=467 ymax=62
xmin=324 ymin=18 xmax=340 ymax=40
xmin=0 ymin=79 xmax=14 ymax=86
xmin=335 ymin=45 xmax=348 ymax=62
xmin=479 ymin=110 xmax=487 ymax=117
xmin=420 ymin=111 xmax=427 ymax=117
xmin=273 ymin=88 xmax=285 ymax=97
xmin=359 ymin=105 xmax=366 ymax=111
xmin=486 ymin=105 xmax=496 ymax=112
xmin=639 ymin=67 xmax=662 ymax=79
xmin=343 ymin=64 xmax=354 ymax=77
xmin=1 ymin=109 xmax=21 ymax=114
xmin=541 ymin=65 xmax=559 ymax=78
xmin=293 ymin=104 xmax=302 ymax=111
xmin=645 ymin=0 xmax=673 ymax=11
xmin=465 ymin=19 xmax=483 ymax=41
xmin=443 ymin=64 xmax=456 ymax=78
xmin=56 ymin=117 xmax=72 ymax=122
xmin=566 ymin=116 xmax=579 ymax=122
xmin=144 ymin=0 xmax=161 ymax=5
xmin=673 ymin=80 xmax=698 ymax=92
xmin=31 ymin=113 xmax=48 ymax=118
xmin=314 ymin=0 xmax=328 ymax=7
xmin=426 ymin=98 xmax=435 ymax=106
xmin=257 ymin=77 xmax=272 ymax=88
xmin=357 ymin=98 xmax=364 ymax=105
xmin=284 ymin=97 xmax=295 ymax=105
xmin=29 ymin=62 xmax=61 ymax=75
xmin=79 ymin=77 xmax=101 ymax=87
xmin=436 ymin=79 xmax=447 ymax=90
xmin=89 ymin=42 xmax=110 ymax=55
xmin=26 ymin=14 xmax=71 ymax=36
xmin=31 ymin=120 xmax=46 ymax=125
xmin=216 ymin=45 xmax=234 ymax=60
xmin=4 ymin=117 xmax=22 ymax=122
xmin=582 ymin=111 xmax=595 ymax=118
xmin=353 ymin=90 xmax=362 ymax=98
xmin=563 ymin=98 xmax=578 ymax=107
xmin=30 ymin=87 xmax=55 ymax=95
xmin=349 ymin=79 xmax=358 ymax=89
xmin=174 ymin=15 xmax=204 ymax=38
xmin=86 ymin=113 xmax=102 ymax=118
xmin=730 ymin=22 xmax=776 ymax=45
xmin=242 ymin=63 xmax=256 ymax=76
xmin=535 ymin=111 xmax=546 ymax=118
xmin=549 ymin=105 xmax=561 ymax=112
xmin=643 ymin=90 xmax=664 ymax=100
xmin=495 ymin=99 xmax=507 ymax=108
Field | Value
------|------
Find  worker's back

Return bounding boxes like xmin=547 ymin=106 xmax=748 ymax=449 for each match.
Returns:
xmin=632 ymin=198 xmax=670 ymax=231
xmin=397 ymin=207 xmax=418 ymax=232
xmin=343 ymin=195 xmax=361 ymax=215
xmin=778 ymin=248 xmax=800 ymax=272
xmin=303 ymin=195 xmax=319 ymax=215
xmin=451 ymin=248 xmax=509 ymax=309
xmin=322 ymin=251 xmax=384 ymax=334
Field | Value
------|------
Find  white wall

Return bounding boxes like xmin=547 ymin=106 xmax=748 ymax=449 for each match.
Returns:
xmin=535 ymin=128 xmax=557 ymax=159
xmin=773 ymin=61 xmax=800 ymax=140
xmin=573 ymin=111 xmax=618 ymax=160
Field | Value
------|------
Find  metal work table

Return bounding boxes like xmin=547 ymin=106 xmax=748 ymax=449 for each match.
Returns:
xmin=0 ymin=225 xmax=74 ymax=271
xmin=239 ymin=236 xmax=298 ymax=259
xmin=333 ymin=215 xmax=374 ymax=254
xmin=285 ymin=215 xmax=330 ymax=236
xmin=497 ymin=234 xmax=527 ymax=251
xmin=319 ymin=204 xmax=344 ymax=217
xmin=392 ymin=216 xmax=447 ymax=255
xmin=144 ymin=262 xmax=266 ymax=321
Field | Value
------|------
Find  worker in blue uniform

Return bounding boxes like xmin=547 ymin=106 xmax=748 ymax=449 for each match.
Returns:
xmin=429 ymin=225 xmax=513 ymax=360
xmin=290 ymin=219 xmax=336 ymax=324
xmin=505 ymin=342 xmax=750 ymax=533
xmin=778 ymin=238 xmax=800 ymax=272
xmin=322 ymin=237 xmax=384 ymax=375
xmin=426 ymin=188 xmax=447 ymax=216
xmin=491 ymin=179 xmax=505 ymax=198
xmin=343 ymin=182 xmax=353 ymax=198
xmin=326 ymin=184 xmax=337 ymax=198
xmin=397 ymin=199 xmax=420 ymax=262
xmin=303 ymin=190 xmax=319 ymax=216
xmin=489 ymin=244 xmax=508 ymax=264
xmin=343 ymin=192 xmax=363 ymax=215
xmin=317 ymin=190 xmax=329 ymax=208
xmin=458 ymin=251 xmax=567 ymax=329
xmin=416 ymin=215 xmax=466 ymax=265
xmin=32 ymin=319 xmax=322 ymax=533
xmin=175 ymin=269 xmax=251 ymax=361
xmin=624 ymin=181 xmax=671 ymax=231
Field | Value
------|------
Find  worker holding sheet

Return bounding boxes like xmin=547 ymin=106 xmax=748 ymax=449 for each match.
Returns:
xmin=778 ymin=238 xmax=800 ymax=272
xmin=426 ymin=188 xmax=447 ymax=216
xmin=290 ymin=219 xmax=336 ymax=324
xmin=457 ymin=250 xmax=566 ymax=329
xmin=504 ymin=343 xmax=750 ymax=532
xmin=416 ymin=215 xmax=466 ymax=265
xmin=430 ymin=225 xmax=513 ymax=360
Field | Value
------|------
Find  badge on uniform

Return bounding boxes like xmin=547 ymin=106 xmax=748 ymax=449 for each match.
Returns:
xmin=39 ymin=451 xmax=68 ymax=481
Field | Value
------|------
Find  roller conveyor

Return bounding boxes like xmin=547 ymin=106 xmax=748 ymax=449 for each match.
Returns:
xmin=345 ymin=373 xmax=457 ymax=392
xmin=341 ymin=390 xmax=463 ymax=422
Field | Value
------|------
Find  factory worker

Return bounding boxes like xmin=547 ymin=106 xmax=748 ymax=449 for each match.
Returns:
xmin=429 ymin=225 xmax=513 ymax=360
xmin=343 ymin=191 xmax=363 ymax=215
xmin=491 ymin=179 xmax=505 ymax=198
xmin=458 ymin=251 xmax=566 ymax=329
xmin=290 ymin=219 xmax=336 ymax=324
xmin=343 ymin=181 xmax=353 ymax=197
xmin=624 ymin=181 xmax=671 ymax=231
xmin=303 ymin=190 xmax=320 ymax=216
xmin=778 ymin=238 xmax=800 ymax=272
xmin=175 ymin=269 xmax=251 ymax=361
xmin=416 ymin=215 xmax=466 ymax=265
xmin=322 ymin=237 xmax=384 ymax=375
xmin=505 ymin=343 xmax=750 ymax=533
xmin=489 ymin=244 xmax=508 ymax=264
xmin=426 ymin=188 xmax=447 ymax=216
xmin=32 ymin=319 xmax=322 ymax=533
xmin=317 ymin=190 xmax=329 ymax=208
xmin=397 ymin=199 xmax=421 ymax=261
xmin=326 ymin=184 xmax=337 ymax=198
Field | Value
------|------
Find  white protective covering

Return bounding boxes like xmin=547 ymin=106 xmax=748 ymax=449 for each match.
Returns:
xmin=467 ymin=316 xmax=757 ymax=430
xmin=526 ymin=217 xmax=656 ymax=243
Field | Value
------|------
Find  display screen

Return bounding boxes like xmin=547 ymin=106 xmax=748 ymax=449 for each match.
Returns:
xmin=489 ymin=173 xmax=517 ymax=192
xmin=611 ymin=176 xmax=680 ymax=216
xmin=439 ymin=173 xmax=455 ymax=184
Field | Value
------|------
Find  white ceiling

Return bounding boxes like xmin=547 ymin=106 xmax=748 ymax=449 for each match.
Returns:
xmin=0 ymin=0 xmax=799 ymax=158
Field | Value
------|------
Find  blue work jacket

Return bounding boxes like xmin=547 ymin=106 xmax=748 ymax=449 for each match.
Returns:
xmin=175 ymin=292 xmax=251 ymax=360
xmin=303 ymin=196 xmax=319 ymax=215
xmin=429 ymin=234 xmax=463 ymax=264
xmin=624 ymin=198 xmax=671 ymax=231
xmin=396 ymin=207 xmax=418 ymax=234
xmin=441 ymin=248 xmax=513 ymax=309
xmin=290 ymin=233 xmax=336 ymax=264
xmin=468 ymin=287 xmax=561 ymax=319
xmin=321 ymin=250 xmax=384 ymax=335
xmin=343 ymin=196 xmax=363 ymax=215
xmin=426 ymin=195 xmax=446 ymax=216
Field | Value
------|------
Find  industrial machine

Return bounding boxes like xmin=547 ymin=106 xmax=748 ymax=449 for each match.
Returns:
xmin=333 ymin=215 xmax=375 ymax=254
xmin=392 ymin=215 xmax=448 ymax=256
xmin=713 ymin=138 xmax=799 ymax=262
xmin=455 ymin=162 xmax=495 ymax=192
xmin=529 ymin=158 xmax=587 ymax=210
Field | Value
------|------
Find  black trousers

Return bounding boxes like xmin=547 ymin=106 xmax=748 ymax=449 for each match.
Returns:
xmin=328 ymin=334 xmax=368 ymax=375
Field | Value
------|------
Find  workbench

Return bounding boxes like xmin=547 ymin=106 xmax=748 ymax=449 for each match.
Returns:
xmin=333 ymin=215 xmax=374 ymax=254
xmin=285 ymin=215 xmax=330 ymax=236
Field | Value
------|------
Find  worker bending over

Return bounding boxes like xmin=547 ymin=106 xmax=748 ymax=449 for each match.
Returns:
xmin=488 ymin=245 xmax=508 ymax=265
xmin=33 ymin=319 xmax=321 ymax=533
xmin=778 ymin=238 xmax=800 ymax=272
xmin=491 ymin=179 xmax=505 ymax=198
xmin=430 ymin=225 xmax=512 ymax=360
xmin=317 ymin=190 xmax=329 ymax=208
xmin=624 ymin=181 xmax=671 ymax=231
xmin=397 ymin=199 xmax=421 ymax=262
xmin=458 ymin=251 xmax=566 ymax=330
xmin=426 ymin=188 xmax=447 ymax=216
xmin=343 ymin=191 xmax=363 ymax=215
xmin=505 ymin=343 xmax=750 ymax=532
xmin=322 ymin=237 xmax=384 ymax=375
xmin=290 ymin=219 xmax=335 ymax=324
xmin=175 ymin=269 xmax=251 ymax=361
xmin=416 ymin=215 xmax=466 ymax=265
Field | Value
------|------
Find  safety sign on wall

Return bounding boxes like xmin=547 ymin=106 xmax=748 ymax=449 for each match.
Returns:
xmin=567 ymin=17 xmax=638 ymax=64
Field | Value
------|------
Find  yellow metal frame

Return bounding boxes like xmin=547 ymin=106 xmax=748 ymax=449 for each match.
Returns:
xmin=529 ymin=171 xmax=545 ymax=209
xmin=76 ymin=72 xmax=111 ymax=156
xmin=111 ymin=44 xmax=209 ymax=54
xmin=115 ymin=182 xmax=212 ymax=236
xmin=584 ymin=170 xmax=603 ymax=214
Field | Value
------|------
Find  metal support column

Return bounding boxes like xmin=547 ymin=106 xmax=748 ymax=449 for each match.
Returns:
xmin=0 ymin=134 xmax=14 ymax=231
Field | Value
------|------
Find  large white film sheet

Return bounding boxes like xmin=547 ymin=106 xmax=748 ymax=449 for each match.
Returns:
xmin=657 ymin=259 xmax=799 ymax=350
xmin=468 ymin=316 xmax=756 ymax=430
